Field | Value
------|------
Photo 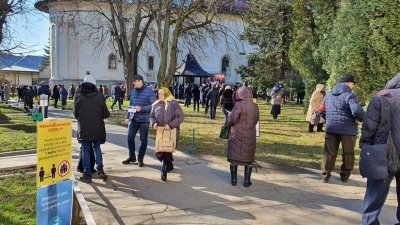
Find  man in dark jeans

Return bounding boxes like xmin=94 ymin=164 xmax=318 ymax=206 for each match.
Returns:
xmin=123 ymin=75 xmax=157 ymax=167
xmin=319 ymin=74 xmax=364 ymax=183
xmin=110 ymin=83 xmax=122 ymax=110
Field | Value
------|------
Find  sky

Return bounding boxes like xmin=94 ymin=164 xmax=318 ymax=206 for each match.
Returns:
xmin=5 ymin=0 xmax=49 ymax=56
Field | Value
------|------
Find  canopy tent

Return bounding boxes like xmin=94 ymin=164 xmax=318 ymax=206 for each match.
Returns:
xmin=175 ymin=53 xmax=211 ymax=77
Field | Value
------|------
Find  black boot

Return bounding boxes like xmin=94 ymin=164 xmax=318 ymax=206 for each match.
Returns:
xmin=79 ymin=174 xmax=92 ymax=183
xmin=161 ymin=164 xmax=168 ymax=181
xmin=244 ymin=166 xmax=253 ymax=188
xmin=308 ymin=123 xmax=314 ymax=132
xmin=167 ymin=162 xmax=174 ymax=173
xmin=98 ymin=169 xmax=108 ymax=180
xmin=317 ymin=123 xmax=324 ymax=132
xmin=230 ymin=165 xmax=238 ymax=186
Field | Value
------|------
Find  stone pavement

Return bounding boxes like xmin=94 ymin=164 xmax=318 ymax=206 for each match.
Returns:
xmin=0 ymin=101 xmax=398 ymax=224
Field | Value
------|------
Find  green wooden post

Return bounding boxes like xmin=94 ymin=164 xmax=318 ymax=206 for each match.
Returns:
xmin=189 ymin=129 xmax=197 ymax=153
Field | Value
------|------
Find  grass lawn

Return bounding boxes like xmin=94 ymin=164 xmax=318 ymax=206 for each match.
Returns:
xmin=0 ymin=171 xmax=36 ymax=225
xmin=0 ymin=103 xmax=37 ymax=152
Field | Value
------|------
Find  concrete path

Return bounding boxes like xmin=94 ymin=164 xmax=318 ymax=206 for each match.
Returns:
xmin=0 ymin=101 xmax=398 ymax=224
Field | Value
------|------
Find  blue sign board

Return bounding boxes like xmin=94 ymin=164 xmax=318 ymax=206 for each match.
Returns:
xmin=36 ymin=179 xmax=73 ymax=225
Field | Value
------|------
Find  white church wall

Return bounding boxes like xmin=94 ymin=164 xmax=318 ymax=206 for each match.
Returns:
xmin=45 ymin=1 xmax=254 ymax=87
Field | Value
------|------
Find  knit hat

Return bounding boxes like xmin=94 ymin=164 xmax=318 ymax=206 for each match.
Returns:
xmin=84 ymin=75 xmax=96 ymax=85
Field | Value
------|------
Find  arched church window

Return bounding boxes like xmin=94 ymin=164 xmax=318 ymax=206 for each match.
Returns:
xmin=148 ymin=56 xmax=154 ymax=70
xmin=222 ymin=56 xmax=230 ymax=73
xmin=108 ymin=54 xmax=117 ymax=69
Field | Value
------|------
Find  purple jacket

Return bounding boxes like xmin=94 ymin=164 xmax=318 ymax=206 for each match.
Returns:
xmin=149 ymin=99 xmax=184 ymax=148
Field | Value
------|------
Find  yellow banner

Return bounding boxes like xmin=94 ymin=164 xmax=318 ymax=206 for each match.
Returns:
xmin=37 ymin=120 xmax=72 ymax=188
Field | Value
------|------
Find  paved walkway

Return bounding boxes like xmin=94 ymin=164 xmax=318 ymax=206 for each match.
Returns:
xmin=0 ymin=101 xmax=398 ymax=224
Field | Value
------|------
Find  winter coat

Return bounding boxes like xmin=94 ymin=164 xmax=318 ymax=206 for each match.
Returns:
xmin=103 ymin=86 xmax=109 ymax=95
xmin=270 ymin=89 xmax=283 ymax=105
xmin=60 ymin=87 xmax=68 ymax=101
xmin=319 ymin=83 xmax=365 ymax=135
xmin=68 ymin=86 xmax=75 ymax=98
xmin=206 ymin=88 xmax=219 ymax=107
xmin=360 ymin=73 xmax=400 ymax=154
xmin=23 ymin=88 xmax=33 ymax=103
xmin=192 ymin=86 xmax=200 ymax=101
xmin=306 ymin=84 xmax=325 ymax=123
xmin=149 ymin=99 xmax=185 ymax=148
xmin=3 ymin=84 xmax=9 ymax=101
xmin=127 ymin=85 xmax=157 ymax=123
xmin=29 ymin=86 xmax=36 ymax=99
xmin=73 ymin=82 xmax=110 ymax=144
xmin=114 ymin=85 xmax=121 ymax=97
xmin=227 ymin=86 xmax=259 ymax=163
xmin=52 ymin=86 xmax=60 ymax=100
xmin=37 ymin=85 xmax=51 ymax=98
xmin=184 ymin=86 xmax=192 ymax=98
xmin=220 ymin=89 xmax=234 ymax=113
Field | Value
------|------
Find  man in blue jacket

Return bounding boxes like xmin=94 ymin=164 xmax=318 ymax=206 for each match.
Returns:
xmin=360 ymin=73 xmax=400 ymax=225
xmin=110 ymin=83 xmax=122 ymax=110
xmin=319 ymin=74 xmax=365 ymax=183
xmin=123 ymin=75 xmax=157 ymax=167
xmin=37 ymin=81 xmax=51 ymax=118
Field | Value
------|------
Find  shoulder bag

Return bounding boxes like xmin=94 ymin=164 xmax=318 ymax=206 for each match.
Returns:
xmin=219 ymin=124 xmax=230 ymax=139
xmin=359 ymin=91 xmax=400 ymax=180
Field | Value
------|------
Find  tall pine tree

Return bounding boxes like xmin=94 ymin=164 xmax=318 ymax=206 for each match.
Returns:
xmin=241 ymin=0 xmax=295 ymax=87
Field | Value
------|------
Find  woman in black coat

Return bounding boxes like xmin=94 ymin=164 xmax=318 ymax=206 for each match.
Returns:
xmin=52 ymin=85 xmax=60 ymax=108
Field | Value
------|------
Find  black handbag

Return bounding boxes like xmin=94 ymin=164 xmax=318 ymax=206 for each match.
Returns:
xmin=219 ymin=124 xmax=230 ymax=139
xmin=359 ymin=93 xmax=400 ymax=179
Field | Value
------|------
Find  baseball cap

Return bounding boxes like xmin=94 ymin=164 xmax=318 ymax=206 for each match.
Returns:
xmin=131 ymin=75 xmax=144 ymax=82
xmin=339 ymin=74 xmax=356 ymax=83
xmin=84 ymin=75 xmax=97 ymax=85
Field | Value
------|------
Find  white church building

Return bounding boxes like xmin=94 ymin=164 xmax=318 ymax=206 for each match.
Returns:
xmin=35 ymin=0 xmax=254 ymax=88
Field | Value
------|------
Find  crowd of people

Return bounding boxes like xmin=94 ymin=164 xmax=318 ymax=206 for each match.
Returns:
xmin=3 ymin=71 xmax=399 ymax=224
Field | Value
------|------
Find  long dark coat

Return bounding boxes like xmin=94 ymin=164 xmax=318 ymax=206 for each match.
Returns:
xmin=227 ymin=86 xmax=259 ymax=164
xmin=73 ymin=82 xmax=110 ymax=144
xmin=206 ymin=88 xmax=219 ymax=107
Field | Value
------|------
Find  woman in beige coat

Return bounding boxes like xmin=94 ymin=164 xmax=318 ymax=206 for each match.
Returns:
xmin=306 ymin=84 xmax=325 ymax=132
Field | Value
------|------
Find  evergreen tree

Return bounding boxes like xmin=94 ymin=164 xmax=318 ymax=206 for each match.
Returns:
xmin=39 ymin=43 xmax=49 ymax=70
xmin=321 ymin=0 xmax=400 ymax=102
xmin=242 ymin=0 xmax=295 ymax=87
xmin=289 ymin=0 xmax=330 ymax=100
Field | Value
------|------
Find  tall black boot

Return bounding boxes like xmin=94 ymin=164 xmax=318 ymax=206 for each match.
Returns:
xmin=167 ymin=161 xmax=174 ymax=172
xmin=244 ymin=166 xmax=253 ymax=188
xmin=308 ymin=123 xmax=314 ymax=132
xmin=317 ymin=123 xmax=324 ymax=132
xmin=161 ymin=164 xmax=168 ymax=181
xmin=230 ymin=165 xmax=238 ymax=186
